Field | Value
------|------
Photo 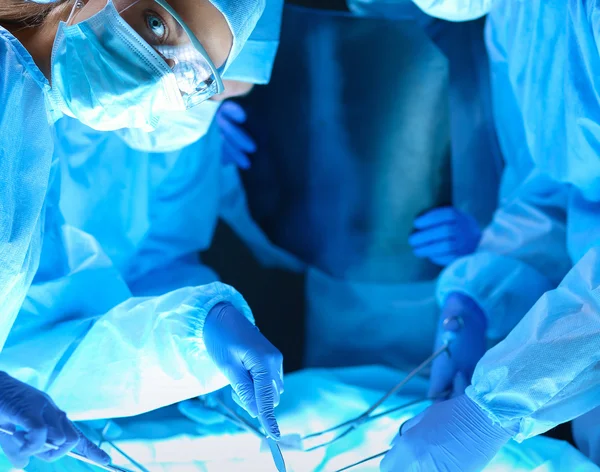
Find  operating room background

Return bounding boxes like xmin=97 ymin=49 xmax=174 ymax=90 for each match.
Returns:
xmin=205 ymin=0 xmax=493 ymax=373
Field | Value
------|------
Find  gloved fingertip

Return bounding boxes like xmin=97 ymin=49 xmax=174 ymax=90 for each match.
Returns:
xmin=93 ymin=448 xmax=111 ymax=465
xmin=268 ymin=426 xmax=281 ymax=441
xmin=260 ymin=413 xmax=281 ymax=440
xmin=407 ymin=235 xmax=420 ymax=247
xmin=431 ymin=256 xmax=456 ymax=266
xmin=237 ymin=154 xmax=251 ymax=170
xmin=413 ymin=248 xmax=433 ymax=258
xmin=221 ymin=101 xmax=247 ymax=122
xmin=13 ymin=456 xmax=29 ymax=469
xmin=76 ymin=437 xmax=111 ymax=465
xmin=412 ymin=216 xmax=428 ymax=229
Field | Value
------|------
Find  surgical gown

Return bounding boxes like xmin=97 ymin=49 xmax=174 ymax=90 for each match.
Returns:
xmin=0 ymin=1 xmax=289 ymax=420
xmin=0 ymin=118 xmax=259 ymax=421
xmin=0 ymin=27 xmax=56 ymax=350
xmin=434 ymin=0 xmax=600 ymax=441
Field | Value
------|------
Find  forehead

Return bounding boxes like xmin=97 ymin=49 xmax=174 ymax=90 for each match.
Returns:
xmin=165 ymin=0 xmax=232 ymax=48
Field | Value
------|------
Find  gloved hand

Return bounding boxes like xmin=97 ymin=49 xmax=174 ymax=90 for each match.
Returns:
xmin=0 ymin=372 xmax=109 ymax=468
xmin=409 ymin=206 xmax=482 ymax=266
xmin=428 ymin=292 xmax=487 ymax=399
xmin=178 ymin=388 xmax=244 ymax=436
xmin=204 ymin=303 xmax=284 ymax=440
xmin=380 ymin=394 xmax=511 ymax=472
xmin=217 ymin=101 xmax=256 ymax=170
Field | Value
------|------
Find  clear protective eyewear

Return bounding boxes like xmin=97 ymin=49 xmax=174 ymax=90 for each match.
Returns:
xmin=68 ymin=0 xmax=225 ymax=109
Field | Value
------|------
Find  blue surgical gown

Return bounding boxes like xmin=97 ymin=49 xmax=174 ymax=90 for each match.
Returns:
xmin=0 ymin=118 xmax=260 ymax=421
xmin=0 ymin=27 xmax=56 ymax=350
xmin=0 ymin=0 xmax=290 ymax=420
xmin=434 ymin=0 xmax=600 ymax=441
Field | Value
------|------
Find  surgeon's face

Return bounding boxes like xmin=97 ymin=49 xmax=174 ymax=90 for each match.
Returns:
xmin=73 ymin=0 xmax=233 ymax=69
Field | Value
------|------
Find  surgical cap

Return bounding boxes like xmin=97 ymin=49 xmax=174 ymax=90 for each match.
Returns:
xmin=32 ymin=0 xmax=266 ymax=74
xmin=209 ymin=0 xmax=267 ymax=72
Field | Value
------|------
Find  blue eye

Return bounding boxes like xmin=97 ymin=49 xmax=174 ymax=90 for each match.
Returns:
xmin=146 ymin=13 xmax=167 ymax=42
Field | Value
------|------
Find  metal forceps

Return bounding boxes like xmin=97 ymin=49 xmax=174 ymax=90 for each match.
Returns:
xmin=199 ymin=396 xmax=287 ymax=472
xmin=302 ymin=315 xmax=463 ymax=452
xmin=0 ymin=426 xmax=135 ymax=472
xmin=93 ymin=421 xmax=151 ymax=472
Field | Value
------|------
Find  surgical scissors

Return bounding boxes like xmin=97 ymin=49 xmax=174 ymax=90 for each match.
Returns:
xmin=301 ymin=339 xmax=454 ymax=452
xmin=0 ymin=426 xmax=135 ymax=472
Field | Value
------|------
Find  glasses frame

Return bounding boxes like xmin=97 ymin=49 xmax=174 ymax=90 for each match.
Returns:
xmin=69 ymin=0 xmax=226 ymax=106
xmin=153 ymin=0 xmax=225 ymax=100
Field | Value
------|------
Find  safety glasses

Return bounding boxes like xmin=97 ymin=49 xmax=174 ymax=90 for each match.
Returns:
xmin=68 ymin=0 xmax=225 ymax=108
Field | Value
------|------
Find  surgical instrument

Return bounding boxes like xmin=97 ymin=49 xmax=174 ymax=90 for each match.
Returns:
xmin=82 ymin=420 xmax=150 ymax=472
xmin=208 ymin=396 xmax=287 ymax=472
xmin=0 ymin=426 xmax=135 ymax=472
xmin=99 ymin=437 xmax=150 ymax=472
xmin=301 ymin=330 xmax=459 ymax=452
xmin=267 ymin=437 xmax=287 ymax=472
xmin=334 ymin=450 xmax=389 ymax=472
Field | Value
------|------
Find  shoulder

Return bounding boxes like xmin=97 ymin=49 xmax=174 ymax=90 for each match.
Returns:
xmin=0 ymin=27 xmax=48 ymax=92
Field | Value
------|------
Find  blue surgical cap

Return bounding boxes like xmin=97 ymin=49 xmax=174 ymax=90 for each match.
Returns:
xmin=208 ymin=0 xmax=267 ymax=72
xmin=223 ymin=0 xmax=283 ymax=84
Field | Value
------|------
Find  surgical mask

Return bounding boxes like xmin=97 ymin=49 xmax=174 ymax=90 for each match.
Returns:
xmin=49 ymin=0 xmax=186 ymax=132
xmin=116 ymin=99 xmax=222 ymax=152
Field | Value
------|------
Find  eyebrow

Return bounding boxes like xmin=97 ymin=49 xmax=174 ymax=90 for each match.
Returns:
xmin=173 ymin=17 xmax=186 ymax=40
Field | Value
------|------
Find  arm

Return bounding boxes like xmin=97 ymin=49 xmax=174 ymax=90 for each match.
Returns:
xmin=0 ymin=222 xmax=256 ymax=422
xmin=467 ymin=244 xmax=600 ymax=440
xmin=437 ymin=171 xmax=572 ymax=340
xmin=2 ymin=280 xmax=254 ymax=422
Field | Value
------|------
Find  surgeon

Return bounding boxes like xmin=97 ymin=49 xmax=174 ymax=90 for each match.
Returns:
xmin=381 ymin=0 xmax=600 ymax=470
xmin=0 ymin=0 xmax=281 ymax=465
xmin=0 ymin=0 xmax=286 ymax=445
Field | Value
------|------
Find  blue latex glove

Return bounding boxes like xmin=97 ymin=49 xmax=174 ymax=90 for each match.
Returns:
xmin=380 ymin=395 xmax=511 ymax=472
xmin=204 ymin=303 xmax=284 ymax=440
xmin=428 ymin=292 xmax=487 ymax=399
xmin=178 ymin=388 xmax=244 ymax=436
xmin=0 ymin=372 xmax=109 ymax=468
xmin=217 ymin=101 xmax=257 ymax=170
xmin=409 ymin=207 xmax=482 ymax=266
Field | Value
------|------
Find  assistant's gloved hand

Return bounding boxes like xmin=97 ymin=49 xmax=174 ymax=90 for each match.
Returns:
xmin=0 ymin=372 xmax=109 ymax=468
xmin=217 ymin=101 xmax=256 ymax=170
xmin=204 ymin=303 xmax=284 ymax=440
xmin=380 ymin=395 xmax=511 ymax=472
xmin=428 ymin=292 xmax=487 ymax=399
xmin=409 ymin=206 xmax=482 ymax=266
xmin=178 ymin=388 xmax=243 ymax=436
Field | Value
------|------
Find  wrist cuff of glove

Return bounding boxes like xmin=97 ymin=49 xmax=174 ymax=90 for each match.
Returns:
xmin=456 ymin=394 xmax=514 ymax=446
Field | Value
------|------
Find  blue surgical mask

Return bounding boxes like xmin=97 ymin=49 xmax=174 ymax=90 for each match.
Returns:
xmin=115 ymin=99 xmax=222 ymax=153
xmin=49 ymin=0 xmax=185 ymax=132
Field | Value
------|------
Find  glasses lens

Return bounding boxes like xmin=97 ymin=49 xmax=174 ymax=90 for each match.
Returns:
xmin=114 ymin=0 xmax=220 ymax=106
